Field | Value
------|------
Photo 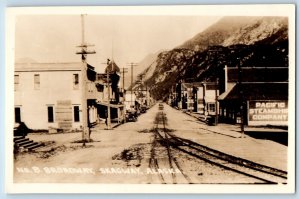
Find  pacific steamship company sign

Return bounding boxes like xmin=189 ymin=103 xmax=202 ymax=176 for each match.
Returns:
xmin=248 ymin=101 xmax=288 ymax=126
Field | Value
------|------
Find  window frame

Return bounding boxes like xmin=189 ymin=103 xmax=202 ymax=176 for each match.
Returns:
xmin=73 ymin=74 xmax=79 ymax=90
xmin=47 ymin=106 xmax=54 ymax=123
xmin=14 ymin=74 xmax=19 ymax=91
xmin=208 ymin=103 xmax=216 ymax=113
xmin=34 ymin=74 xmax=40 ymax=90
xmin=15 ymin=107 xmax=21 ymax=123
xmin=73 ymin=105 xmax=80 ymax=122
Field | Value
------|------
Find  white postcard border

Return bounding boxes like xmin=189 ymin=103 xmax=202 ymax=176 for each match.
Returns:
xmin=5 ymin=4 xmax=296 ymax=194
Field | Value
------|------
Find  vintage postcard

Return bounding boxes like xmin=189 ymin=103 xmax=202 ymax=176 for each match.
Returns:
xmin=5 ymin=5 xmax=295 ymax=193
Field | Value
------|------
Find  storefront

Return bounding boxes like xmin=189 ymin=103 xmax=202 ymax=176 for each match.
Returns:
xmin=218 ymin=82 xmax=288 ymax=126
xmin=97 ymin=101 xmax=125 ymax=123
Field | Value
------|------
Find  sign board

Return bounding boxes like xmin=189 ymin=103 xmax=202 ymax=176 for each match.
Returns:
xmin=248 ymin=100 xmax=288 ymax=126
xmin=56 ymin=100 xmax=72 ymax=129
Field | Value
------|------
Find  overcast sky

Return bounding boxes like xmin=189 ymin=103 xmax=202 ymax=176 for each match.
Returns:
xmin=15 ymin=15 xmax=221 ymax=73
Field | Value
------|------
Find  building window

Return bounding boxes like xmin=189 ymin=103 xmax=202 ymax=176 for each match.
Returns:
xmin=34 ymin=74 xmax=40 ymax=89
xmin=74 ymin=106 xmax=80 ymax=122
xmin=96 ymin=84 xmax=104 ymax=92
xmin=47 ymin=106 xmax=54 ymax=123
xmin=73 ymin=74 xmax=79 ymax=89
xmin=15 ymin=107 xmax=21 ymax=123
xmin=208 ymin=103 xmax=216 ymax=113
xmin=14 ymin=75 xmax=19 ymax=91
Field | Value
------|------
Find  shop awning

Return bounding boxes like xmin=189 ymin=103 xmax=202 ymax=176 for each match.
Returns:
xmin=218 ymin=83 xmax=236 ymax=100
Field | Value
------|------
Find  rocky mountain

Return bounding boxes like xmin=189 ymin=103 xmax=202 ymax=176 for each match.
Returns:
xmin=180 ymin=16 xmax=259 ymax=51
xmin=223 ymin=17 xmax=288 ymax=46
xmin=133 ymin=16 xmax=289 ymax=100
xmin=180 ymin=16 xmax=287 ymax=50
xmin=126 ymin=50 xmax=163 ymax=90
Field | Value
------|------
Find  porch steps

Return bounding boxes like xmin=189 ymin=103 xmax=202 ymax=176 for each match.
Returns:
xmin=14 ymin=136 xmax=45 ymax=152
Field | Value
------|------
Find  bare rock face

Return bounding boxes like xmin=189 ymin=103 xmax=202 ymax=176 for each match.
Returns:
xmin=222 ymin=17 xmax=288 ymax=46
xmin=133 ymin=16 xmax=288 ymax=100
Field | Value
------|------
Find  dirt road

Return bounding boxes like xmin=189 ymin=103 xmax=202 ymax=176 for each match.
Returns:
xmin=14 ymin=103 xmax=287 ymax=184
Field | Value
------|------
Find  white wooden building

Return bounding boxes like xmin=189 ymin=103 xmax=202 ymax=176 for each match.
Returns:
xmin=14 ymin=62 xmax=99 ymax=131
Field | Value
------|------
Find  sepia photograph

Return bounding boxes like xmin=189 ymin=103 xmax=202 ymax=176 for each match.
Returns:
xmin=5 ymin=4 xmax=295 ymax=193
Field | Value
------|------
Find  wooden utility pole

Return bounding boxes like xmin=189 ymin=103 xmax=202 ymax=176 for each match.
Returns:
xmin=203 ymin=83 xmax=207 ymax=117
xmin=120 ymin=67 xmax=128 ymax=122
xmin=100 ymin=60 xmax=113 ymax=130
xmin=215 ymin=78 xmax=219 ymax=126
xmin=76 ymin=14 xmax=95 ymax=145
xmin=106 ymin=59 xmax=112 ymax=130
xmin=127 ymin=62 xmax=138 ymax=106
xmin=238 ymin=60 xmax=245 ymax=138
xmin=120 ymin=67 xmax=128 ymax=93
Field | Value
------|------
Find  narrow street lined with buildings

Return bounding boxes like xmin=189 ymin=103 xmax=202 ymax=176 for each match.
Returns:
xmin=14 ymin=103 xmax=287 ymax=184
xmin=11 ymin=13 xmax=293 ymax=191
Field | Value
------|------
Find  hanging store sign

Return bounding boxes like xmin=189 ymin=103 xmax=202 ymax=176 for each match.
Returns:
xmin=248 ymin=101 xmax=288 ymax=126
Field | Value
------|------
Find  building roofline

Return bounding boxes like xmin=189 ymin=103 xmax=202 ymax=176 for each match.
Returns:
xmin=15 ymin=62 xmax=85 ymax=72
xmin=226 ymin=66 xmax=288 ymax=69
